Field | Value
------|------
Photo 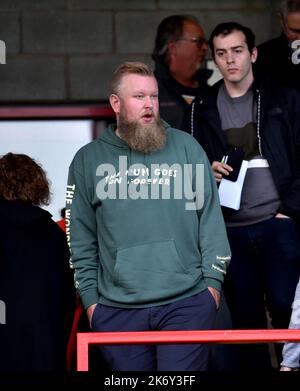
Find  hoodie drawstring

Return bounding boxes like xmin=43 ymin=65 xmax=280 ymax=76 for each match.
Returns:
xmin=191 ymin=101 xmax=195 ymax=137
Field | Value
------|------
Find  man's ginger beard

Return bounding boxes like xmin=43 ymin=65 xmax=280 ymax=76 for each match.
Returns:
xmin=117 ymin=110 xmax=166 ymax=153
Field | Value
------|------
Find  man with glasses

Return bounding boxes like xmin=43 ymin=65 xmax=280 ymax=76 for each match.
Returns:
xmin=254 ymin=0 xmax=300 ymax=90
xmin=152 ymin=15 xmax=211 ymax=129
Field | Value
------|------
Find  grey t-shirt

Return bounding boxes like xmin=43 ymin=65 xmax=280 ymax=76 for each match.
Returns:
xmin=217 ymin=84 xmax=280 ymax=226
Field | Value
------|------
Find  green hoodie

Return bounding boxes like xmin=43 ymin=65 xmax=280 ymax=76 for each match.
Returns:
xmin=66 ymin=122 xmax=231 ymax=309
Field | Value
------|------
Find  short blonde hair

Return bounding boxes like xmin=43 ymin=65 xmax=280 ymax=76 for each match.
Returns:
xmin=111 ymin=62 xmax=154 ymax=95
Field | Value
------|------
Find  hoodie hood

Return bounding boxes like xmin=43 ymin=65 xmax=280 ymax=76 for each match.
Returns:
xmin=0 ymin=198 xmax=52 ymax=227
xmin=100 ymin=124 xmax=129 ymax=149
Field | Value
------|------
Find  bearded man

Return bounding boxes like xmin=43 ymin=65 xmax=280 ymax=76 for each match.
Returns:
xmin=66 ymin=62 xmax=230 ymax=371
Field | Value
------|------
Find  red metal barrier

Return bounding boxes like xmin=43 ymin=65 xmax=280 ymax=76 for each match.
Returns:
xmin=77 ymin=329 xmax=300 ymax=371
xmin=0 ymin=105 xmax=114 ymax=119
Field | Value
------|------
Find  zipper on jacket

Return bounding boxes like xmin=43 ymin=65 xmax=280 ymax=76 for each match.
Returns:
xmin=256 ymin=89 xmax=263 ymax=156
xmin=191 ymin=99 xmax=202 ymax=137
xmin=191 ymin=101 xmax=195 ymax=137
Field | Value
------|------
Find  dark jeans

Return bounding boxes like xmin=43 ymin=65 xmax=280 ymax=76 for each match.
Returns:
xmin=224 ymin=217 xmax=300 ymax=370
xmin=91 ymin=289 xmax=217 ymax=371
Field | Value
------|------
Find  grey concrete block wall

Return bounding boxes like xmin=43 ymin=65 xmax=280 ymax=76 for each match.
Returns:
xmin=0 ymin=57 xmax=65 ymax=100
xmin=0 ymin=0 xmax=282 ymax=103
xmin=158 ymin=0 xmax=250 ymax=10
xmin=23 ymin=11 xmax=113 ymax=54
xmin=68 ymin=0 xmax=157 ymax=11
xmin=0 ymin=13 xmax=20 ymax=54
xmin=69 ymin=54 xmax=152 ymax=100
xmin=0 ymin=0 xmax=65 ymax=11
xmin=116 ymin=12 xmax=170 ymax=54
xmin=196 ymin=10 xmax=272 ymax=45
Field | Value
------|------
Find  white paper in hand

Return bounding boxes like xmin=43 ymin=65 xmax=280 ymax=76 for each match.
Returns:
xmin=218 ymin=160 xmax=249 ymax=210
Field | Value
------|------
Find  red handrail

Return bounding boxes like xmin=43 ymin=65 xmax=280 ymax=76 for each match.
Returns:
xmin=77 ymin=329 xmax=300 ymax=371
xmin=0 ymin=105 xmax=115 ymax=119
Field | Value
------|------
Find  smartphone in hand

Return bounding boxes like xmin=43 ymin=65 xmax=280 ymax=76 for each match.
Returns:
xmin=224 ymin=147 xmax=245 ymax=182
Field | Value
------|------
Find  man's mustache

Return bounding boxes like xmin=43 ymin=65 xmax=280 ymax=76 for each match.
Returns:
xmin=141 ymin=110 xmax=154 ymax=116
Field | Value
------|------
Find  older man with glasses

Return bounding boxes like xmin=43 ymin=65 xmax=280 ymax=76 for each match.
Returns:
xmin=152 ymin=15 xmax=211 ymax=130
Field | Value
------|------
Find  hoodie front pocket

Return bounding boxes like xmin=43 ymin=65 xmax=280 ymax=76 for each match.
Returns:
xmin=113 ymin=240 xmax=196 ymax=303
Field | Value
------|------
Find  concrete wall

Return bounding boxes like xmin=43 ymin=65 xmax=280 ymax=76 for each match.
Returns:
xmin=0 ymin=0 xmax=281 ymax=102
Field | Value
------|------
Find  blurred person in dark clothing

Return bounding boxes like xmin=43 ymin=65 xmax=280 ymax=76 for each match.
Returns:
xmin=254 ymin=0 xmax=300 ymax=90
xmin=152 ymin=15 xmax=211 ymax=129
xmin=0 ymin=153 xmax=75 ymax=371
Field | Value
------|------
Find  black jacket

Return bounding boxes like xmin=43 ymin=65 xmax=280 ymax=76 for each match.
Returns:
xmin=154 ymin=62 xmax=212 ymax=130
xmin=0 ymin=199 xmax=75 ymax=371
xmin=185 ymin=79 xmax=300 ymax=224
xmin=254 ymin=33 xmax=300 ymax=91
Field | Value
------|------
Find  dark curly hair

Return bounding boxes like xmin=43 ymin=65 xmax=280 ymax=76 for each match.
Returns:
xmin=0 ymin=153 xmax=50 ymax=205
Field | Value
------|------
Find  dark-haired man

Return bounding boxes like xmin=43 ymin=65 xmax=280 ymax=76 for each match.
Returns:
xmin=185 ymin=22 xmax=300 ymax=370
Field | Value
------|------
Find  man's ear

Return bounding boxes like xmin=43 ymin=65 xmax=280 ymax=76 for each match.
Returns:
xmin=251 ymin=47 xmax=258 ymax=63
xmin=109 ymin=94 xmax=121 ymax=114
